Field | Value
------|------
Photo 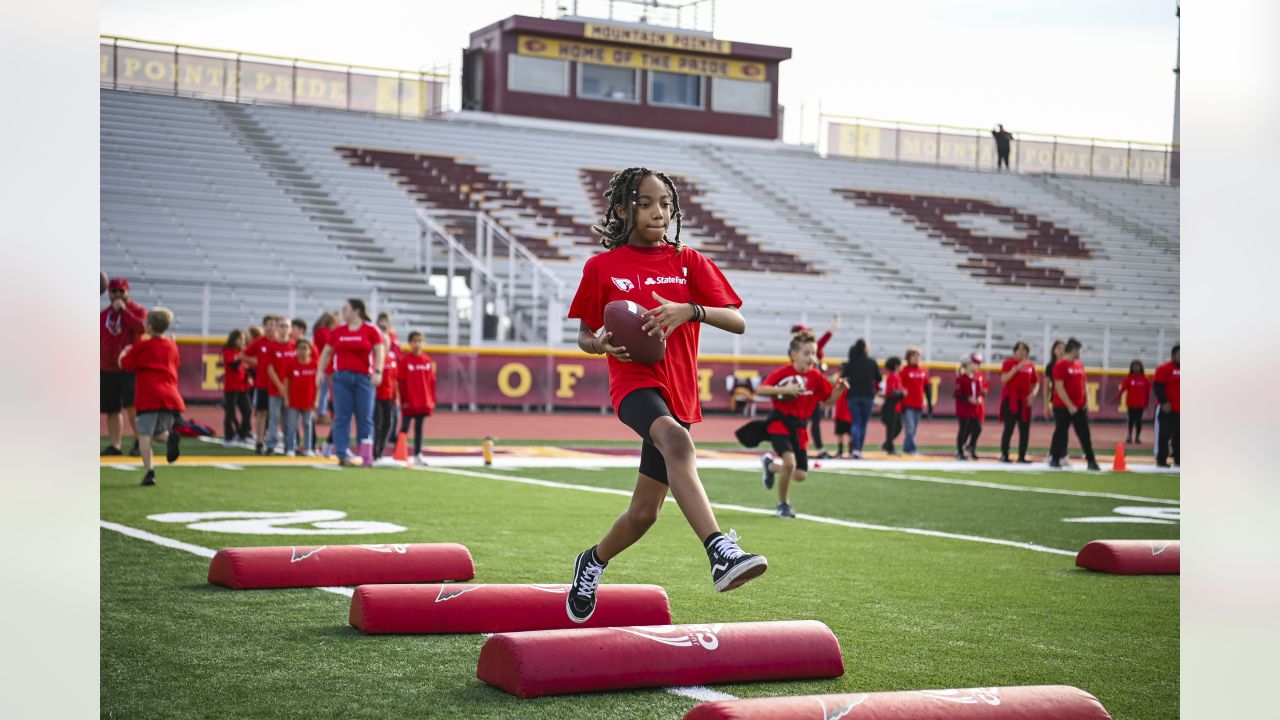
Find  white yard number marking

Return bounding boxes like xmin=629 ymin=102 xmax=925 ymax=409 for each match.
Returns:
xmin=146 ymin=510 xmax=407 ymax=535
xmin=1062 ymin=506 xmax=1181 ymax=525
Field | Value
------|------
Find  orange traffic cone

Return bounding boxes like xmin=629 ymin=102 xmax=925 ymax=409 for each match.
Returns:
xmin=393 ymin=432 xmax=409 ymax=464
xmin=1111 ymin=441 xmax=1128 ymax=472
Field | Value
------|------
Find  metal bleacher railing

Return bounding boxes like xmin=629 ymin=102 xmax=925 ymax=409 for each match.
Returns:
xmin=99 ymin=35 xmax=450 ymax=120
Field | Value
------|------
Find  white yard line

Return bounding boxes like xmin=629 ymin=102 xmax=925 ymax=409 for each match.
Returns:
xmin=99 ymin=519 xmax=729 ymax=705
xmin=816 ymin=468 xmax=1180 ymax=505
xmin=426 ymin=467 xmax=1077 ymax=557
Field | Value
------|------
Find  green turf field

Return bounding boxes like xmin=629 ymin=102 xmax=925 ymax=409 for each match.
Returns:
xmin=101 ymin=460 xmax=1178 ymax=719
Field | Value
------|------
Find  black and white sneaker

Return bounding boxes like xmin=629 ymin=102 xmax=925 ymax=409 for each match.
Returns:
xmin=1048 ymin=459 xmax=1063 ymax=469
xmin=760 ymin=453 xmax=775 ymax=490
xmin=706 ymin=530 xmax=768 ymax=592
xmin=968 ymin=449 xmax=979 ymax=461
xmin=1086 ymin=461 xmax=1102 ymax=471
xmin=817 ymin=450 xmax=832 ymax=460
xmin=140 ymin=470 xmax=156 ymax=487
xmin=566 ymin=547 xmax=608 ymax=623
xmin=999 ymin=455 xmax=1011 ymax=463
xmin=955 ymin=452 xmax=967 ymax=461
xmin=166 ymin=432 xmax=182 ymax=464
xmin=775 ymin=502 xmax=796 ymax=519
xmin=851 ymin=449 xmax=863 ymax=459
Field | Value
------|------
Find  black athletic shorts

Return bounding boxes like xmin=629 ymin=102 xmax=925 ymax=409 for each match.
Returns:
xmin=617 ymin=388 xmax=690 ymax=485
xmin=769 ymin=433 xmax=809 ymax=472
xmin=254 ymin=387 xmax=271 ymax=411
xmin=100 ymin=371 xmax=135 ymax=413
xmin=834 ymin=419 xmax=851 ymax=435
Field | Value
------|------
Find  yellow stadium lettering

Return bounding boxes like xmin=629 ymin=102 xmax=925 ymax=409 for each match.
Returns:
xmin=202 ymin=354 xmax=223 ymax=391
xmin=254 ymin=72 xmax=273 ymax=91
xmin=555 ymin=364 xmax=585 ymax=399
xmin=329 ymin=80 xmax=347 ymax=101
xmin=307 ymin=78 xmax=326 ymax=98
xmin=928 ymin=376 xmax=942 ymax=405
xmin=698 ymin=369 xmax=714 ymax=402
xmin=123 ymin=57 xmax=141 ymax=78
xmin=1085 ymin=381 xmax=1099 ymax=413
xmin=144 ymin=60 xmax=167 ymax=81
xmin=183 ymin=64 xmax=203 ymax=85
xmin=497 ymin=362 xmax=532 ymax=398
xmin=100 ymin=51 xmax=110 ymax=76
xmin=207 ymin=66 xmax=224 ymax=87
xmin=275 ymin=74 xmax=291 ymax=95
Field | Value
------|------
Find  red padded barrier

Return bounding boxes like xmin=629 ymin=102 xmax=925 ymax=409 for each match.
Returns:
xmin=683 ymin=685 xmax=1111 ymax=719
xmin=476 ymin=620 xmax=843 ymax=698
xmin=349 ymin=583 xmax=671 ymax=633
xmin=207 ymin=543 xmax=474 ymax=589
xmin=1075 ymin=540 xmax=1179 ymax=575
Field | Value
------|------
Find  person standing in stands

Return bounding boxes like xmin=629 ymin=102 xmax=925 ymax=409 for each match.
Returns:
xmin=101 ymin=277 xmax=147 ymax=456
xmin=220 ymin=329 xmax=252 ymax=448
xmin=790 ymin=314 xmax=839 ymax=459
xmin=992 ymin=124 xmax=1015 ymax=171
xmin=1153 ymin=345 xmax=1180 ymax=467
xmin=316 ymin=299 xmax=385 ymax=466
xmin=1042 ymin=339 xmax=1065 ymax=420
xmin=1049 ymin=338 xmax=1100 ymax=471
xmin=899 ymin=347 xmax=932 ymax=455
xmin=999 ymin=341 xmax=1039 ymax=463
xmin=840 ymin=339 xmax=880 ymax=459
xmin=1113 ymin=360 xmax=1152 ymax=444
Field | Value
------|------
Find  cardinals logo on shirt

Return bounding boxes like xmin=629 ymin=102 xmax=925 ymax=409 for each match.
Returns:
xmin=611 ymin=277 xmax=635 ymax=292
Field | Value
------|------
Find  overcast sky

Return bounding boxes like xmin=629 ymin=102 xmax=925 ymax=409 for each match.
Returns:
xmin=100 ymin=0 xmax=1179 ymax=145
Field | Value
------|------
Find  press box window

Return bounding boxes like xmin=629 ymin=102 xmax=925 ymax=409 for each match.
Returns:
xmin=507 ymin=54 xmax=569 ymax=96
xmin=578 ymin=63 xmax=638 ymax=102
xmin=649 ymin=71 xmax=703 ymax=109
xmin=711 ymin=77 xmax=771 ymax=116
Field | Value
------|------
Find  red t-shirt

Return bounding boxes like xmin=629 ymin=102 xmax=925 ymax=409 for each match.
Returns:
xmin=399 ymin=352 xmax=437 ymax=416
xmin=1121 ymin=374 xmax=1151 ymax=409
xmin=882 ymin=371 xmax=904 ymax=414
xmin=285 ymin=355 xmax=318 ymax=409
xmin=221 ymin=347 xmax=249 ymax=392
xmin=100 ymin=301 xmax=147 ymax=371
xmin=834 ymin=385 xmax=851 ymax=423
xmin=568 ymin=244 xmax=741 ymax=424
xmin=900 ymin=365 xmax=930 ymax=409
xmin=1000 ymin=358 xmax=1040 ymax=413
xmin=954 ymin=373 xmax=981 ymax=419
xmin=119 ymin=336 xmax=185 ymax=413
xmin=245 ymin=335 xmax=274 ymax=388
xmin=329 ymin=322 xmax=384 ymax=374
xmin=1154 ymin=361 xmax=1180 ymax=412
xmin=313 ymin=326 xmax=333 ymax=374
xmin=763 ymin=365 xmax=832 ymax=450
xmin=1052 ymin=359 xmax=1087 ymax=409
xmin=267 ymin=341 xmax=296 ymax=397
xmin=376 ymin=352 xmax=399 ymax=401
xmin=973 ymin=370 xmax=989 ymax=420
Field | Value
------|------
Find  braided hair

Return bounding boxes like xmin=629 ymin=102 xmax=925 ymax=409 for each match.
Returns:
xmin=591 ymin=166 xmax=684 ymax=251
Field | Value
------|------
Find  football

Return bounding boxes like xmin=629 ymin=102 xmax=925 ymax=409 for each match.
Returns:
xmin=603 ymin=299 xmax=666 ymax=365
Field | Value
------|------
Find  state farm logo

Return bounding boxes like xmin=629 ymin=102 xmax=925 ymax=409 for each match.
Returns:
xmin=615 ymin=623 xmax=723 ymax=650
xmin=611 ymin=277 xmax=635 ymax=292
xmin=644 ymin=276 xmax=687 ymax=286
xmin=915 ymin=688 xmax=1001 ymax=706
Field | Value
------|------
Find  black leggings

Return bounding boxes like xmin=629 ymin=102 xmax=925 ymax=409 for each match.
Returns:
xmin=223 ymin=391 xmax=252 ymax=441
xmin=957 ymin=418 xmax=982 ymax=454
xmin=1156 ymin=409 xmax=1180 ymax=465
xmin=374 ymin=399 xmax=395 ymax=457
xmin=809 ymin=405 xmax=824 ymax=450
xmin=881 ymin=410 xmax=902 ymax=453
xmin=1051 ymin=407 xmax=1096 ymax=463
xmin=1000 ymin=397 xmax=1031 ymax=460
xmin=400 ymin=414 xmax=426 ymax=455
xmin=1127 ymin=407 xmax=1144 ymax=440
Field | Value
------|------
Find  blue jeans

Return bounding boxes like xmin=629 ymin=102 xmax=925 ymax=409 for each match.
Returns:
xmin=284 ymin=408 xmax=314 ymax=454
xmin=846 ymin=395 xmax=875 ymax=451
xmin=902 ymin=407 xmax=923 ymax=453
xmin=331 ymin=370 xmax=375 ymax=459
xmin=265 ymin=396 xmax=284 ymax=451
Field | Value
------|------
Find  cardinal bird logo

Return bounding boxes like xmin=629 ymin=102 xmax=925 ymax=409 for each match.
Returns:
xmin=611 ymin=277 xmax=635 ymax=292
xmin=290 ymin=546 xmax=327 ymax=563
xmin=614 ymin=624 xmax=724 ymax=650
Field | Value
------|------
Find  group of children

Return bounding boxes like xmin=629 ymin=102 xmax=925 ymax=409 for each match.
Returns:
xmin=220 ymin=310 xmax=437 ymax=461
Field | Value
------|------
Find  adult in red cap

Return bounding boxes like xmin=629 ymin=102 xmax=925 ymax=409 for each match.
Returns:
xmin=101 ymin=277 xmax=147 ymax=455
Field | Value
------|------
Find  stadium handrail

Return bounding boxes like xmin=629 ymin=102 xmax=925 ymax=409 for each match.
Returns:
xmin=819 ymin=112 xmax=1177 ymax=150
xmin=172 ymin=336 xmax=1139 ymax=375
xmin=101 ymin=34 xmax=449 ymax=79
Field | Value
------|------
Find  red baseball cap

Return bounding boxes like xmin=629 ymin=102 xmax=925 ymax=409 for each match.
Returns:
xmin=108 ymin=277 xmax=129 ymax=291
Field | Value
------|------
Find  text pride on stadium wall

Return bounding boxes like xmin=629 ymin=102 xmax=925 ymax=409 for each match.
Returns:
xmin=516 ymin=35 xmax=765 ymax=81
xmin=178 ymin=343 xmax=1133 ymax=420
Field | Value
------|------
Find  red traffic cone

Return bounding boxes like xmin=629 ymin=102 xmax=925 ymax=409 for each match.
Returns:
xmin=393 ymin=432 xmax=409 ymax=464
xmin=1111 ymin=441 xmax=1128 ymax=472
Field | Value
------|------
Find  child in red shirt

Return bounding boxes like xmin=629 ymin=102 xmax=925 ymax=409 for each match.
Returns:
xmin=899 ymin=347 xmax=932 ymax=454
xmin=831 ymin=371 xmax=852 ymax=459
xmin=1112 ymin=360 xmax=1151 ymax=444
xmin=397 ymin=331 xmax=437 ymax=462
xmin=1049 ymin=338 xmax=1099 ymax=470
xmin=372 ymin=343 xmax=399 ymax=460
xmin=242 ymin=315 xmax=278 ymax=453
xmin=220 ymin=329 xmax=252 ymax=447
xmin=756 ymin=331 xmax=849 ymax=518
xmin=283 ymin=340 xmax=319 ymax=456
xmin=880 ymin=356 xmax=906 ymax=454
xmin=118 ymin=308 xmax=185 ymax=486
xmin=563 ymin=168 xmax=766 ymax=623
xmin=954 ymin=354 xmax=983 ymax=461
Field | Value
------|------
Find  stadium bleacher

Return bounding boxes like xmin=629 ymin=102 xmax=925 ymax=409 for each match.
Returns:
xmin=100 ymin=88 xmax=1178 ymax=364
